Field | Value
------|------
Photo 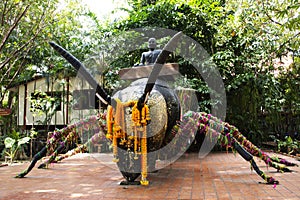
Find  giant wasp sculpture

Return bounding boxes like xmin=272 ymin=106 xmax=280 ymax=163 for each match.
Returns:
xmin=16 ymin=32 xmax=297 ymax=185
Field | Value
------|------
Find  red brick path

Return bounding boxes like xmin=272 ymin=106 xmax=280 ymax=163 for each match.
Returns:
xmin=0 ymin=152 xmax=299 ymax=200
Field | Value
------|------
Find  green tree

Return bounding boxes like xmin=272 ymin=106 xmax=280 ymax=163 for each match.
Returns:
xmin=106 ymin=0 xmax=299 ymax=143
xmin=0 ymin=0 xmax=103 ymax=140
xmin=215 ymin=0 xmax=300 ymax=140
xmin=0 ymin=0 xmax=103 ymax=106
xmin=0 ymin=0 xmax=59 ymax=108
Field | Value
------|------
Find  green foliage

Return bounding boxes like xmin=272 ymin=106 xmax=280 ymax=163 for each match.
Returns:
xmin=1 ymin=0 xmax=103 ymax=105
xmin=3 ymin=130 xmax=30 ymax=163
xmin=1 ymin=0 xmax=299 ymax=150
xmin=116 ymin=0 xmax=215 ymax=51
xmin=276 ymin=136 xmax=300 ymax=155
xmin=29 ymin=128 xmax=38 ymax=139
xmin=174 ymin=76 xmax=210 ymax=113
xmin=29 ymin=90 xmax=61 ymax=126
xmin=106 ymin=0 xmax=300 ymax=143
xmin=44 ymin=0 xmax=102 ymax=77
xmin=0 ymin=0 xmax=104 ymax=143
xmin=278 ymin=62 xmax=300 ymax=114
xmin=0 ymin=0 xmax=59 ymax=105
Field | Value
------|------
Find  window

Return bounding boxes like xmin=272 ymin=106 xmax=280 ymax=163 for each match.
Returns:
xmin=72 ymin=89 xmax=100 ymax=110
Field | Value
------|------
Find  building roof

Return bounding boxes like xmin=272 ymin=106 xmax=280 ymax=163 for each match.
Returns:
xmin=6 ymin=74 xmax=46 ymax=91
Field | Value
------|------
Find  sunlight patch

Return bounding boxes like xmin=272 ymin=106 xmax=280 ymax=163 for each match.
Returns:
xmin=34 ymin=189 xmax=57 ymax=193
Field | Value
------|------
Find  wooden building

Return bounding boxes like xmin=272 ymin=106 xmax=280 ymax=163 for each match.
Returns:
xmin=8 ymin=75 xmax=104 ymax=131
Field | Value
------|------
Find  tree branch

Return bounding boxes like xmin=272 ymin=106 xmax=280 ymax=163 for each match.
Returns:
xmin=262 ymin=1 xmax=283 ymax=26
xmin=0 ymin=4 xmax=30 ymax=52
xmin=277 ymin=31 xmax=300 ymax=53
xmin=0 ymin=2 xmax=51 ymax=70
xmin=0 ymin=35 xmax=35 ymax=70
xmin=0 ymin=42 xmax=33 ymax=105
xmin=0 ymin=3 xmax=54 ymax=105
xmin=1 ymin=0 xmax=8 ymax=26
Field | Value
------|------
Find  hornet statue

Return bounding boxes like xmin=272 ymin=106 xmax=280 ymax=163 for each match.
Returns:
xmin=16 ymin=32 xmax=298 ymax=186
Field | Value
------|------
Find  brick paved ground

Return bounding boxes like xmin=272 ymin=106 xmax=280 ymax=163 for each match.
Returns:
xmin=0 ymin=152 xmax=299 ymax=200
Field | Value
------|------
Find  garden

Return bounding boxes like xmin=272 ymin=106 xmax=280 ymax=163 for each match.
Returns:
xmin=0 ymin=0 xmax=299 ymax=166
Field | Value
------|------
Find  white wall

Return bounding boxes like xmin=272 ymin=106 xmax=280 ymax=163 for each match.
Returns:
xmin=17 ymin=77 xmax=101 ymax=127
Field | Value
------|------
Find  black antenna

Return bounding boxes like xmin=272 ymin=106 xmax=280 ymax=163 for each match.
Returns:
xmin=49 ymin=42 xmax=112 ymax=105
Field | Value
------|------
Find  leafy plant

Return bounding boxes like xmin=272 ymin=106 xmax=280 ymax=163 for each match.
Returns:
xmin=276 ymin=136 xmax=300 ymax=155
xmin=4 ymin=130 xmax=30 ymax=163
xmin=28 ymin=128 xmax=39 ymax=159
